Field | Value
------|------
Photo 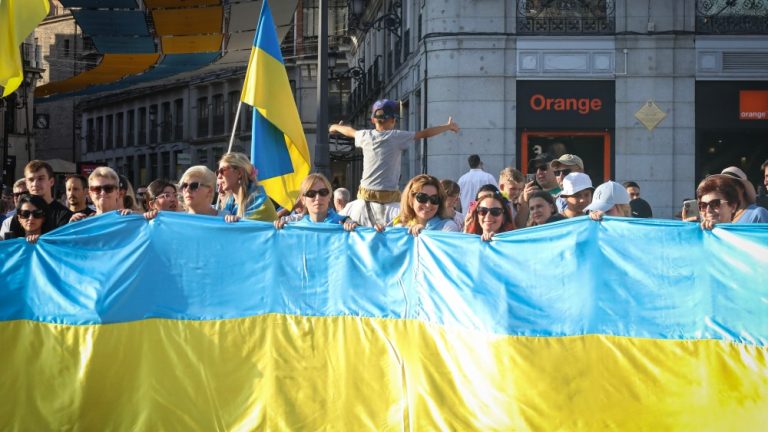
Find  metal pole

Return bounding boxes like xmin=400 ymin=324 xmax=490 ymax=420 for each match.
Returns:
xmin=314 ymin=0 xmax=330 ymax=177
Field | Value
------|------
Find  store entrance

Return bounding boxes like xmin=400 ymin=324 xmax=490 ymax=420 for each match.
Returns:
xmin=697 ymin=129 xmax=768 ymax=187
xmin=520 ymin=131 xmax=612 ymax=183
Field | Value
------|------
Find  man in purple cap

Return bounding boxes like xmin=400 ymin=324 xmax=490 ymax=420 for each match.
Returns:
xmin=329 ymin=99 xmax=459 ymax=228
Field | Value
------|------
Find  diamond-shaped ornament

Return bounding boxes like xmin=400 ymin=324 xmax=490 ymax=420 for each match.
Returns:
xmin=634 ymin=101 xmax=667 ymax=131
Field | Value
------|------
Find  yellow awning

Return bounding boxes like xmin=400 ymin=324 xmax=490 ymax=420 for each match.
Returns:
xmin=161 ymin=34 xmax=223 ymax=54
xmin=152 ymin=6 xmax=223 ymax=36
xmin=36 ymin=53 xmax=160 ymax=97
xmin=145 ymin=0 xmax=220 ymax=8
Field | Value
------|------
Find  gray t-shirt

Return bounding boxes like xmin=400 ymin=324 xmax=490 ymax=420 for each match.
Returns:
xmin=355 ymin=129 xmax=416 ymax=191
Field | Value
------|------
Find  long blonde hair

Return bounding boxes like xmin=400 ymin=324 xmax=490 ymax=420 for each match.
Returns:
xmin=217 ymin=152 xmax=258 ymax=218
xmin=398 ymin=174 xmax=451 ymax=225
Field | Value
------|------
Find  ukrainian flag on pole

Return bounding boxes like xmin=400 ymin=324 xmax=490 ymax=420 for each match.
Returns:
xmin=241 ymin=0 xmax=310 ymax=211
xmin=0 ymin=0 xmax=49 ymax=97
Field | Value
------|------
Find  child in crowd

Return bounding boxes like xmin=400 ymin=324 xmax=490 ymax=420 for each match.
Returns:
xmin=329 ymin=99 xmax=459 ymax=228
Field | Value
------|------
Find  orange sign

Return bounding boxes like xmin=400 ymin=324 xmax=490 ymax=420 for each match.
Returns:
xmin=739 ymin=90 xmax=768 ymax=120
xmin=529 ymin=94 xmax=602 ymax=115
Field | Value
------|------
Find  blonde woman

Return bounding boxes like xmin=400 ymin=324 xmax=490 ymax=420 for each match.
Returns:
xmin=216 ymin=152 xmax=277 ymax=223
xmin=180 ymin=165 xmax=221 ymax=216
xmin=274 ymin=173 xmax=356 ymax=230
xmin=70 ymin=166 xmax=131 ymax=222
xmin=394 ymin=174 xmax=459 ymax=237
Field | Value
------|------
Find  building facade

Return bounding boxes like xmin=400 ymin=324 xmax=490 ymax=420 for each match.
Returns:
xmin=339 ymin=0 xmax=768 ymax=217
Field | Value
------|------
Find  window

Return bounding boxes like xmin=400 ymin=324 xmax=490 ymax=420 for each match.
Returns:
xmin=197 ymin=97 xmax=209 ymax=137
xmin=105 ymin=114 xmax=113 ymax=149
xmin=138 ymin=107 xmax=147 ymax=146
xmin=161 ymin=151 xmax=170 ymax=178
xmin=212 ymin=147 xmax=224 ymax=166
xmin=197 ymin=148 xmax=208 ymax=166
xmin=517 ymin=0 xmax=615 ymax=35
xmin=126 ymin=155 xmax=134 ymax=186
xmin=212 ymin=94 xmax=225 ymax=135
xmin=138 ymin=154 xmax=147 ymax=185
xmin=149 ymin=153 xmax=158 ymax=180
xmin=86 ymin=118 xmax=95 ymax=152
xmin=127 ymin=110 xmax=135 ymax=147
xmin=149 ymin=104 xmax=158 ymax=145
xmin=696 ymin=0 xmax=768 ymax=34
xmin=228 ymin=91 xmax=240 ymax=133
xmin=96 ymin=116 xmax=104 ymax=151
xmin=116 ymin=112 xmax=124 ymax=147
xmin=174 ymin=98 xmax=184 ymax=141
xmin=161 ymin=102 xmax=172 ymax=142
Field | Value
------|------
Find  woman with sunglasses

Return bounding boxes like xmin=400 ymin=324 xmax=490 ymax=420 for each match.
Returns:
xmin=394 ymin=175 xmax=458 ymax=236
xmin=274 ymin=173 xmax=356 ymax=230
xmin=7 ymin=194 xmax=49 ymax=243
xmin=695 ymin=175 xmax=741 ymax=231
xmin=70 ymin=167 xmax=131 ymax=222
xmin=179 ymin=166 xmax=221 ymax=216
xmin=216 ymin=152 xmax=277 ymax=223
xmin=464 ymin=186 xmax=515 ymax=241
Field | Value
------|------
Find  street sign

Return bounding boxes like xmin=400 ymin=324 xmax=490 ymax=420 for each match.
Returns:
xmin=176 ymin=153 xmax=192 ymax=165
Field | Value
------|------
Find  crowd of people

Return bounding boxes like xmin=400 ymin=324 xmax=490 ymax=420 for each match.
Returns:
xmin=2 ymin=99 xmax=767 ymax=245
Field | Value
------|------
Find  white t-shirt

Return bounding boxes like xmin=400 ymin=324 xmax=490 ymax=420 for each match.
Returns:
xmin=457 ymin=169 xmax=498 ymax=212
xmin=355 ymin=129 xmax=416 ymax=191
xmin=340 ymin=199 xmax=400 ymax=228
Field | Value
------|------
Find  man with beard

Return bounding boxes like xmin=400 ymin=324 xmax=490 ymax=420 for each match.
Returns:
xmin=65 ymin=174 xmax=95 ymax=217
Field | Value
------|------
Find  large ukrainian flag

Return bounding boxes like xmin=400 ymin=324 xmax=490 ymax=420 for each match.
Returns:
xmin=241 ymin=0 xmax=310 ymax=211
xmin=0 ymin=213 xmax=767 ymax=430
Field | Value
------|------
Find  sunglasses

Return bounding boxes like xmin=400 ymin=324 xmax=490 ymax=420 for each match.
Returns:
xmin=89 ymin=184 xmax=117 ymax=194
xmin=18 ymin=209 xmax=44 ymax=219
xmin=477 ymin=206 xmax=504 ymax=217
xmin=13 ymin=192 xmax=27 ymax=198
xmin=304 ymin=188 xmax=330 ymax=198
xmin=216 ymin=166 xmax=233 ymax=176
xmin=180 ymin=181 xmax=206 ymax=192
xmin=698 ymin=199 xmax=728 ymax=212
xmin=554 ymin=169 xmax=572 ymax=177
xmin=413 ymin=192 xmax=441 ymax=205
xmin=534 ymin=165 xmax=549 ymax=173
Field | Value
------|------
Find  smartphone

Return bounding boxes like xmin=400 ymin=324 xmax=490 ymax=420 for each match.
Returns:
xmin=682 ymin=199 xmax=698 ymax=218
xmin=525 ymin=173 xmax=536 ymax=183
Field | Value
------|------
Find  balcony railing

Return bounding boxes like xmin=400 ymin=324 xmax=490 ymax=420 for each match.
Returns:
xmin=517 ymin=0 xmax=615 ymax=35
xmin=696 ymin=0 xmax=768 ymax=34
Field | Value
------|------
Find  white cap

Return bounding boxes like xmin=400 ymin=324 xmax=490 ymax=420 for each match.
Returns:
xmin=721 ymin=166 xmax=757 ymax=204
xmin=585 ymin=181 xmax=631 ymax=212
xmin=560 ymin=172 xmax=593 ymax=196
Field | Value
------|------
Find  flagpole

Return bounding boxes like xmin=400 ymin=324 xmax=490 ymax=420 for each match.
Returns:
xmin=227 ymin=101 xmax=243 ymax=153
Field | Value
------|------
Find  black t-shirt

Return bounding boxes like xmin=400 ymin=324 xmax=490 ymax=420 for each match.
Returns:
xmin=74 ymin=206 xmax=96 ymax=217
xmin=9 ymin=198 xmax=73 ymax=236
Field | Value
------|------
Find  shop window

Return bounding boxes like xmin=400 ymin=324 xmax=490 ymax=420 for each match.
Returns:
xmin=96 ymin=116 xmax=103 ymax=151
xmin=517 ymin=0 xmax=615 ymax=35
xmin=161 ymin=151 xmax=170 ymax=178
xmin=696 ymin=0 xmax=768 ymax=34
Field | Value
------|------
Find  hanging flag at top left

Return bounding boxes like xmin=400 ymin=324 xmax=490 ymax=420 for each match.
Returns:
xmin=240 ymin=0 xmax=310 ymax=211
xmin=0 ymin=0 xmax=50 ymax=97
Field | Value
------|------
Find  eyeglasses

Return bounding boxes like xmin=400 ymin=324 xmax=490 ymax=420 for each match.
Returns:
xmin=153 ymin=192 xmax=178 ymax=201
xmin=304 ymin=188 xmax=330 ymax=198
xmin=477 ymin=206 xmax=504 ymax=217
xmin=89 ymin=184 xmax=117 ymax=194
xmin=698 ymin=199 xmax=728 ymax=212
xmin=216 ymin=166 xmax=233 ymax=176
xmin=180 ymin=181 xmax=207 ymax=192
xmin=554 ymin=169 xmax=572 ymax=177
xmin=413 ymin=192 xmax=441 ymax=205
xmin=18 ymin=209 xmax=44 ymax=219
xmin=534 ymin=165 xmax=549 ymax=173
xmin=13 ymin=192 xmax=27 ymax=198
